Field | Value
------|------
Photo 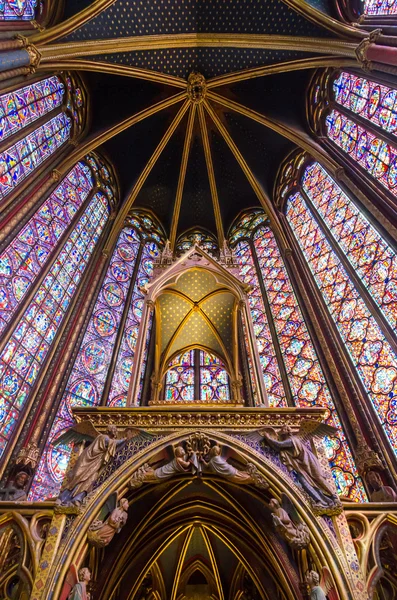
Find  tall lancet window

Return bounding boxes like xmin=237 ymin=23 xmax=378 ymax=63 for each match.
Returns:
xmin=30 ymin=213 xmax=164 ymax=500
xmin=0 ymin=74 xmax=85 ymax=208
xmin=311 ymin=70 xmax=397 ymax=200
xmin=229 ymin=210 xmax=365 ymax=501
xmin=0 ymin=153 xmax=113 ymax=461
xmin=280 ymin=152 xmax=397 ymax=467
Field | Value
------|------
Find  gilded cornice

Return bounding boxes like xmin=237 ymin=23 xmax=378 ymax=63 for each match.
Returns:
xmin=72 ymin=406 xmax=326 ymax=430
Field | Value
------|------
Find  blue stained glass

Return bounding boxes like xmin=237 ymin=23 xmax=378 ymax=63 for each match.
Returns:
xmin=0 ymin=0 xmax=38 ymax=20
xmin=0 ymin=191 xmax=109 ymax=460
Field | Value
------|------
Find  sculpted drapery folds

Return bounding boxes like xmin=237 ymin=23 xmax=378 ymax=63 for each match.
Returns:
xmin=55 ymin=423 xmax=136 ymax=506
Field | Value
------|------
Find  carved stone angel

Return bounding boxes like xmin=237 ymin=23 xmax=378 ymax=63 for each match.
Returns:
xmin=269 ymin=494 xmax=310 ymax=550
xmin=306 ymin=568 xmax=338 ymax=600
xmin=56 ymin=422 xmax=139 ymax=506
xmin=130 ymin=445 xmax=195 ymax=489
xmin=88 ymin=493 xmax=129 ymax=547
xmin=60 ymin=565 xmax=91 ymax=600
xmin=201 ymin=444 xmax=269 ymax=489
xmin=248 ymin=421 xmax=340 ymax=511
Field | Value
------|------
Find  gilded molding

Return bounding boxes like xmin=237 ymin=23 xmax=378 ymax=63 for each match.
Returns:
xmin=39 ymin=34 xmax=359 ymax=61
xmin=73 ymin=406 xmax=326 ymax=430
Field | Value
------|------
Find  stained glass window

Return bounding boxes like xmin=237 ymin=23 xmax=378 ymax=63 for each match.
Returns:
xmin=200 ymin=351 xmax=230 ymax=402
xmin=302 ymin=162 xmax=397 ymax=330
xmin=165 ymin=350 xmax=195 ymax=402
xmin=0 ymin=112 xmax=71 ymax=206
xmin=107 ymin=241 xmax=159 ymax=407
xmin=0 ymin=162 xmax=94 ymax=335
xmin=0 ymin=191 xmax=109 ymax=459
xmin=164 ymin=349 xmax=230 ymax=402
xmin=0 ymin=0 xmax=38 ymax=20
xmin=30 ymin=214 xmax=162 ymax=500
xmin=363 ymin=0 xmax=397 ymax=14
xmin=286 ymin=190 xmax=397 ymax=457
xmin=234 ymin=240 xmax=286 ymax=408
xmin=176 ymin=231 xmax=218 ymax=256
xmin=325 ymin=109 xmax=397 ymax=197
xmin=333 ymin=72 xmax=397 ymax=137
xmin=0 ymin=76 xmax=64 ymax=142
xmin=253 ymin=225 xmax=365 ymax=500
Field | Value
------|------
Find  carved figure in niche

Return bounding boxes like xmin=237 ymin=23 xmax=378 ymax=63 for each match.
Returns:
xmin=130 ymin=445 xmax=195 ymax=488
xmin=88 ymin=494 xmax=129 ymax=547
xmin=306 ymin=568 xmax=337 ymax=600
xmin=0 ymin=471 xmax=29 ymax=501
xmin=201 ymin=443 xmax=269 ymax=489
xmin=56 ymin=422 xmax=137 ymax=506
xmin=366 ymin=470 xmax=397 ymax=502
xmin=268 ymin=494 xmax=310 ymax=550
xmin=60 ymin=565 xmax=91 ymax=600
xmin=257 ymin=421 xmax=340 ymax=510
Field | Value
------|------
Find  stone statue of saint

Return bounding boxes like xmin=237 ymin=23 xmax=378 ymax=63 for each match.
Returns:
xmin=56 ymin=422 xmax=137 ymax=506
xmin=269 ymin=496 xmax=310 ymax=550
xmin=0 ymin=471 xmax=29 ymax=501
xmin=67 ymin=567 xmax=91 ymax=600
xmin=259 ymin=421 xmax=340 ymax=509
xmin=366 ymin=470 xmax=397 ymax=502
xmin=88 ymin=497 xmax=129 ymax=547
xmin=130 ymin=445 xmax=194 ymax=488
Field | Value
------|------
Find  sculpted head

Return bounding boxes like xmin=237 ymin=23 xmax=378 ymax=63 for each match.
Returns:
xmin=174 ymin=446 xmax=185 ymax=458
xmin=366 ymin=470 xmax=382 ymax=491
xmin=306 ymin=571 xmax=319 ymax=587
xmin=107 ymin=425 xmax=118 ymax=439
xmin=78 ymin=567 xmax=91 ymax=583
xmin=14 ymin=472 xmax=29 ymax=489
xmin=280 ymin=425 xmax=292 ymax=439
xmin=120 ymin=497 xmax=129 ymax=511
xmin=269 ymin=498 xmax=280 ymax=512
xmin=210 ymin=444 xmax=221 ymax=457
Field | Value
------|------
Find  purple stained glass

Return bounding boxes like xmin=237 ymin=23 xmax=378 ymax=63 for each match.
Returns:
xmin=333 ymin=72 xmax=397 ymax=137
xmin=253 ymin=225 xmax=365 ymax=500
xmin=286 ymin=191 xmax=397 ymax=457
xmin=0 ymin=112 xmax=71 ymax=206
xmin=199 ymin=351 xmax=230 ymax=402
xmin=107 ymin=241 xmax=159 ymax=407
xmin=363 ymin=0 xmax=397 ymax=14
xmin=0 ymin=76 xmax=64 ymax=142
xmin=302 ymin=162 xmax=397 ymax=331
xmin=165 ymin=351 xmax=195 ymax=402
xmin=0 ymin=191 xmax=109 ymax=460
xmin=0 ymin=0 xmax=38 ymax=19
xmin=234 ymin=240 xmax=286 ymax=407
xmin=0 ymin=162 xmax=94 ymax=335
xmin=325 ymin=109 xmax=397 ymax=197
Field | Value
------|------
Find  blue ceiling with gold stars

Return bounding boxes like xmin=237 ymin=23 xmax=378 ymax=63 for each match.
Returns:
xmin=59 ymin=0 xmax=341 ymax=239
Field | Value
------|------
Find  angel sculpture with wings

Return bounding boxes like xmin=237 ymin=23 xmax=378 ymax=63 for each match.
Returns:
xmin=88 ymin=493 xmax=129 ymax=547
xmin=255 ymin=421 xmax=339 ymax=510
xmin=269 ymin=495 xmax=310 ymax=550
xmin=306 ymin=568 xmax=338 ymax=600
xmin=55 ymin=422 xmax=138 ymax=506
xmin=60 ymin=565 xmax=91 ymax=600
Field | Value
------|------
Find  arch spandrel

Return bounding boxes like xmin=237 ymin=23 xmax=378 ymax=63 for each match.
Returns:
xmin=28 ymin=407 xmax=369 ymax=600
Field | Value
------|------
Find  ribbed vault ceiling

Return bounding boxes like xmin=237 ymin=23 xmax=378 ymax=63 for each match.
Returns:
xmin=51 ymin=0 xmax=355 ymax=243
